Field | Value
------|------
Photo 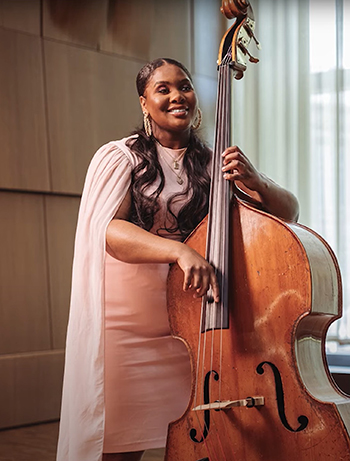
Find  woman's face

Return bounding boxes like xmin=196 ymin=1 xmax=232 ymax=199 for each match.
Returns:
xmin=139 ymin=63 xmax=198 ymax=144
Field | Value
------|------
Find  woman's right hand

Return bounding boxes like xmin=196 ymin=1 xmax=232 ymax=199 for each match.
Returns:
xmin=176 ymin=245 xmax=220 ymax=302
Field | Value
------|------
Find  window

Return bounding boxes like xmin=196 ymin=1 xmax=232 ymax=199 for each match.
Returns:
xmin=309 ymin=0 xmax=350 ymax=351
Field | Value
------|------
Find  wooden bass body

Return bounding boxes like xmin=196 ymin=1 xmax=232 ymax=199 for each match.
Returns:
xmin=166 ymin=198 xmax=350 ymax=461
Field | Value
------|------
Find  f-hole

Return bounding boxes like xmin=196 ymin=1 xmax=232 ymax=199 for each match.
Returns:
xmin=189 ymin=370 xmax=219 ymax=443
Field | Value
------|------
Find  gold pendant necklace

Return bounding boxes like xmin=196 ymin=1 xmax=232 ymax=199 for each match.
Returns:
xmin=158 ymin=151 xmax=184 ymax=184
xmin=156 ymin=141 xmax=187 ymax=185
xmin=156 ymin=141 xmax=187 ymax=170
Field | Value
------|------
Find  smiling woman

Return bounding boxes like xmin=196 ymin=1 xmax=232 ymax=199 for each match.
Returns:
xmin=56 ymin=58 xmax=299 ymax=461
xmin=139 ymin=62 xmax=198 ymax=147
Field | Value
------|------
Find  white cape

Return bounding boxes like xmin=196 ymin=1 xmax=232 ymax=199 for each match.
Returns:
xmin=56 ymin=137 xmax=139 ymax=461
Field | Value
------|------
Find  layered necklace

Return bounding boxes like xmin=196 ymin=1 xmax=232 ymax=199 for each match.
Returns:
xmin=156 ymin=141 xmax=188 ymax=185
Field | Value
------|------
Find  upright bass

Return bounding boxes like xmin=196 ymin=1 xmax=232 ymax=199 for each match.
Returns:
xmin=165 ymin=1 xmax=350 ymax=460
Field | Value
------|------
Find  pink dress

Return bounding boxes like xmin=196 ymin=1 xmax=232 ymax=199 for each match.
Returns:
xmin=56 ymin=137 xmax=194 ymax=461
xmin=103 ymin=142 xmax=192 ymax=452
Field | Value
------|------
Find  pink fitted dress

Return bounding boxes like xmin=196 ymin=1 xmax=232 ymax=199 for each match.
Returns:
xmin=103 ymin=144 xmax=192 ymax=453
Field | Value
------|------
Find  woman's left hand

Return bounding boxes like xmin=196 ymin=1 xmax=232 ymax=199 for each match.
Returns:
xmin=221 ymin=145 xmax=300 ymax=222
xmin=222 ymin=145 xmax=262 ymax=192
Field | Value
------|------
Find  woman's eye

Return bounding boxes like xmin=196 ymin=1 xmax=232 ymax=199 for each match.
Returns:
xmin=182 ymin=84 xmax=192 ymax=91
xmin=157 ymin=87 xmax=168 ymax=94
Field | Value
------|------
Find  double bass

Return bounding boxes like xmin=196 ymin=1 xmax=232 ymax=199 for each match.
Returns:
xmin=165 ymin=1 xmax=350 ymax=460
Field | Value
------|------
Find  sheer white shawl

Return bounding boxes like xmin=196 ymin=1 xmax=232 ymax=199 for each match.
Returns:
xmin=56 ymin=137 xmax=138 ymax=461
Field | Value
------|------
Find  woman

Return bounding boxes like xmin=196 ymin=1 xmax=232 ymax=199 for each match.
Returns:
xmin=56 ymin=58 xmax=299 ymax=461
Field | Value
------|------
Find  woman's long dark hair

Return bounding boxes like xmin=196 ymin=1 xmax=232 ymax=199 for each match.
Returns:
xmin=126 ymin=58 xmax=211 ymax=240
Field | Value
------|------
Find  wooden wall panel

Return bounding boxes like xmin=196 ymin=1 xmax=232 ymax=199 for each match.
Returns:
xmin=42 ymin=0 xmax=108 ymax=49
xmin=0 ymin=0 xmax=223 ymax=431
xmin=0 ymin=192 xmax=51 ymax=354
xmin=149 ymin=0 xmax=191 ymax=68
xmin=44 ymin=40 xmax=142 ymax=194
xmin=45 ymin=195 xmax=80 ymax=349
xmin=0 ymin=351 xmax=64 ymax=428
xmin=0 ymin=28 xmax=50 ymax=191
xmin=100 ymin=0 xmax=153 ymax=61
xmin=0 ymin=0 xmax=41 ymax=35
xmin=100 ymin=0 xmax=191 ymax=68
xmin=193 ymin=0 xmax=227 ymax=79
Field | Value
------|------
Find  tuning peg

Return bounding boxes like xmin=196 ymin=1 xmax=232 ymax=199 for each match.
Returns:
xmin=251 ymin=33 xmax=261 ymax=50
xmin=234 ymin=70 xmax=244 ymax=80
xmin=238 ymin=42 xmax=259 ymax=63
xmin=243 ymin=22 xmax=261 ymax=50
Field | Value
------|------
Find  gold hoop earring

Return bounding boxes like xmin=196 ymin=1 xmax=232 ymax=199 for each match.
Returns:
xmin=143 ymin=112 xmax=152 ymax=137
xmin=192 ymin=108 xmax=202 ymax=130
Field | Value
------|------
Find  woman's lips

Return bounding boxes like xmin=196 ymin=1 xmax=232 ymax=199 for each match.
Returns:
xmin=168 ymin=108 xmax=189 ymax=116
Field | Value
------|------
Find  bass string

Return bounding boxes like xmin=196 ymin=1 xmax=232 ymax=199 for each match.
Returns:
xmin=209 ymin=62 xmax=236 ymax=461
xmin=192 ymin=63 xmax=235 ymax=461
xmin=216 ymin=65 xmax=238 ymax=461
xmin=193 ymin=63 xmax=225 ymax=445
xmin=210 ymin=64 xmax=237 ymax=461
xmin=216 ymin=63 xmax=238 ymax=461
xmin=212 ymin=62 xmax=227 ymax=405
xmin=193 ymin=64 xmax=225 ymax=415
xmin=198 ymin=62 xmax=228 ymax=400
xmin=210 ymin=62 xmax=231 ymax=399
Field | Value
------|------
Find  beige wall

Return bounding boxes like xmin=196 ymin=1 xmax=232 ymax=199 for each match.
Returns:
xmin=0 ymin=0 xmax=226 ymax=428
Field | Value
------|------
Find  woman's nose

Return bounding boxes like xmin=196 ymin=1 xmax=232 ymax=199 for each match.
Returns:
xmin=170 ymin=90 xmax=185 ymax=103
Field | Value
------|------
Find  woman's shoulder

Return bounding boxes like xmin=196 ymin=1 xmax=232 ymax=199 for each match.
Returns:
xmin=89 ymin=135 xmax=140 ymax=172
xmin=81 ymin=136 xmax=139 ymax=203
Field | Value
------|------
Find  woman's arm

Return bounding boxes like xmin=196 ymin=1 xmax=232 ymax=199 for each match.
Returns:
xmin=222 ymin=146 xmax=299 ymax=222
xmin=106 ymin=189 xmax=219 ymax=301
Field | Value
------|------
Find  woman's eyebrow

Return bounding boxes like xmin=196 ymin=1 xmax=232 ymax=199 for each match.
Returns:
xmin=153 ymin=80 xmax=169 ymax=87
xmin=153 ymin=78 xmax=191 ymax=88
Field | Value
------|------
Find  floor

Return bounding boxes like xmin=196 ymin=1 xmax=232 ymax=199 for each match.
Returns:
xmin=0 ymin=422 xmax=165 ymax=461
